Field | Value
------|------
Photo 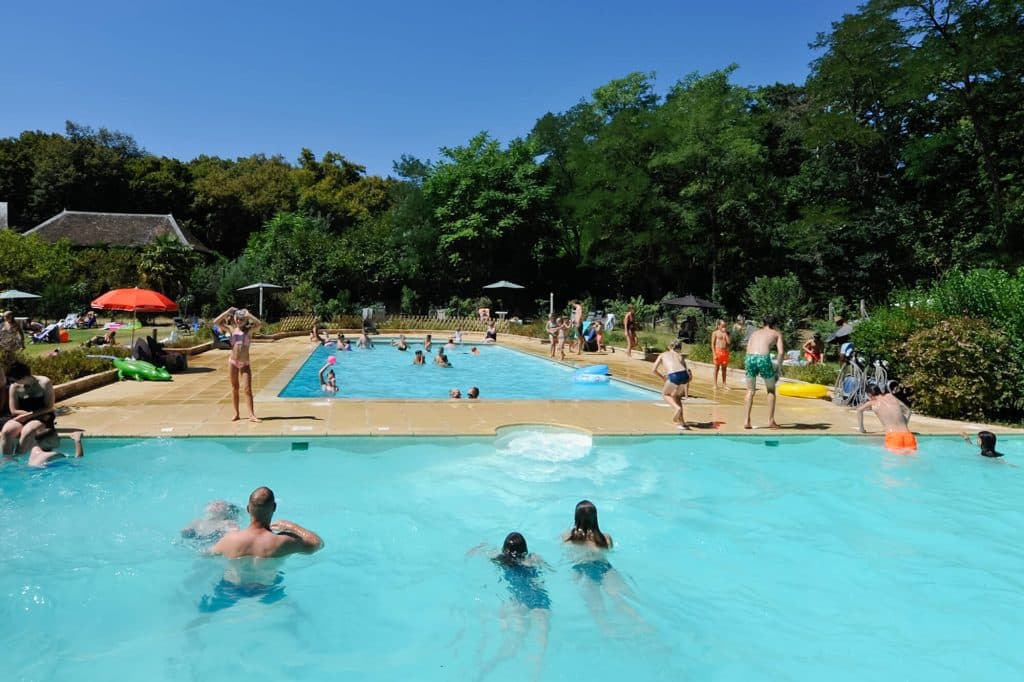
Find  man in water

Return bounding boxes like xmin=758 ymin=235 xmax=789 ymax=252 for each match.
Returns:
xmin=857 ymin=384 xmax=916 ymax=452
xmin=412 ymin=350 xmax=426 ymax=365
xmin=467 ymin=386 xmax=480 ymax=399
xmin=209 ymin=486 xmax=323 ymax=559
xmin=710 ymin=319 xmax=731 ymax=390
xmin=652 ymin=341 xmax=690 ymax=430
xmin=743 ymin=316 xmax=784 ymax=429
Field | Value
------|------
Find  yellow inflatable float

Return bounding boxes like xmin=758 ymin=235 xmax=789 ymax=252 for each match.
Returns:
xmin=777 ymin=382 xmax=830 ymax=399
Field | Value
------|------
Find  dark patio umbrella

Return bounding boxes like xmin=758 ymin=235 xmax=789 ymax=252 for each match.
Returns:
xmin=237 ymin=282 xmax=285 ymax=318
xmin=663 ymin=294 xmax=722 ymax=310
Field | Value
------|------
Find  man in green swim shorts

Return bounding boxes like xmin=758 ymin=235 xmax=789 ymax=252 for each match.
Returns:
xmin=743 ymin=315 xmax=784 ymax=429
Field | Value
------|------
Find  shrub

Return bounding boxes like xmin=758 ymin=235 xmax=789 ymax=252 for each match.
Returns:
xmin=928 ymin=268 xmax=1024 ymax=341
xmin=782 ymin=362 xmax=839 ymax=385
xmin=21 ymin=346 xmax=131 ymax=385
xmin=745 ymin=274 xmax=812 ymax=347
xmin=687 ymin=343 xmax=747 ymax=368
xmin=851 ymin=306 xmax=942 ymax=376
xmin=900 ymin=317 xmax=1024 ymax=421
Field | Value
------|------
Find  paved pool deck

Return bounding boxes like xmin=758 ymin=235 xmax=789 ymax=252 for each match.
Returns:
xmin=55 ymin=333 xmax=1020 ymax=439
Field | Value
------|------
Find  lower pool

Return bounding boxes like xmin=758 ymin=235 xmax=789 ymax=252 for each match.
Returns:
xmin=2 ymin=433 xmax=1021 ymax=681
xmin=277 ymin=342 xmax=656 ymax=400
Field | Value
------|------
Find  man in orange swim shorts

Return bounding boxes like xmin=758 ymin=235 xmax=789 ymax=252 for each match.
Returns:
xmin=710 ymin=319 xmax=731 ymax=390
xmin=857 ymin=384 xmax=916 ymax=452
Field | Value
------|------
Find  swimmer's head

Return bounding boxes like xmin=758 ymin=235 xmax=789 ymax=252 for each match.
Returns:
xmin=449 ymin=388 xmax=461 ymax=399
xmin=501 ymin=532 xmax=528 ymax=559
xmin=978 ymin=431 xmax=998 ymax=454
xmin=247 ymin=486 xmax=277 ymax=523
xmin=866 ymin=383 xmax=883 ymax=397
xmin=467 ymin=387 xmax=479 ymax=399
xmin=35 ymin=428 xmax=60 ymax=452
xmin=762 ymin=315 xmax=778 ymax=329
xmin=573 ymin=500 xmax=600 ymax=532
xmin=206 ymin=500 xmax=242 ymax=520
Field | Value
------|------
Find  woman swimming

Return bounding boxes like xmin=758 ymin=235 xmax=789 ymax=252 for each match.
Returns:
xmin=213 ymin=307 xmax=262 ymax=422
xmin=564 ymin=499 xmax=612 ymax=549
xmin=318 ymin=363 xmax=338 ymax=393
xmin=492 ymin=532 xmax=550 ymax=611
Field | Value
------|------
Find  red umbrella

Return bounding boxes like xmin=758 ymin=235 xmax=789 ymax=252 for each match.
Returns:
xmin=91 ymin=288 xmax=178 ymax=342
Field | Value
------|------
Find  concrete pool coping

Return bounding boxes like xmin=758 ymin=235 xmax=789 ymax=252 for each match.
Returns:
xmin=54 ymin=333 xmax=1023 ymax=439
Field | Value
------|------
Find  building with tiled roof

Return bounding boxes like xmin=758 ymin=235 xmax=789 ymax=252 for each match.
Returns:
xmin=24 ymin=210 xmax=212 ymax=253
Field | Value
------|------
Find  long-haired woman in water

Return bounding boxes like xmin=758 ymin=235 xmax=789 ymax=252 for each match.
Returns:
xmin=564 ymin=499 xmax=612 ymax=548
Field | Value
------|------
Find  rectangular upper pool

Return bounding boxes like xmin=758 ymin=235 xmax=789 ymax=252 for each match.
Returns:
xmin=277 ymin=341 xmax=656 ymax=400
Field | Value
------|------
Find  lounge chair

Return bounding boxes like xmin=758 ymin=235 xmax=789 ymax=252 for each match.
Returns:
xmin=59 ymin=313 xmax=79 ymax=329
xmin=31 ymin=323 xmax=61 ymax=344
xmin=173 ymin=317 xmax=194 ymax=335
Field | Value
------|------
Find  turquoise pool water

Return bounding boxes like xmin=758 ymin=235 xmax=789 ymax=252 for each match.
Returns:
xmin=2 ymin=433 xmax=1021 ymax=681
xmin=277 ymin=341 xmax=655 ymax=400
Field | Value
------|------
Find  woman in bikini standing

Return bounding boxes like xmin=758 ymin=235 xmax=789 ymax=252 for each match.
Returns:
xmin=214 ymin=307 xmax=262 ymax=422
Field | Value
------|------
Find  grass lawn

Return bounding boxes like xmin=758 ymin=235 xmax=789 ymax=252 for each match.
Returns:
xmin=20 ymin=329 xmax=108 ymax=357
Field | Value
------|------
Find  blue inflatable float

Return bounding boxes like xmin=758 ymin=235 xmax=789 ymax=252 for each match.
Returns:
xmin=573 ymin=364 xmax=610 ymax=383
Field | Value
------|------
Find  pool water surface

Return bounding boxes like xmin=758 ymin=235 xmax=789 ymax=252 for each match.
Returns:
xmin=277 ymin=341 xmax=656 ymax=400
xmin=2 ymin=433 xmax=1021 ymax=681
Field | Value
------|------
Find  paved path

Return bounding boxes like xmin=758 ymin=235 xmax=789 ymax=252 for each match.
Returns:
xmin=54 ymin=333 xmax=1019 ymax=439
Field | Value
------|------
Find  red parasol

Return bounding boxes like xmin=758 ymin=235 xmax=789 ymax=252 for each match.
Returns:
xmin=91 ymin=288 xmax=178 ymax=313
xmin=91 ymin=287 xmax=178 ymax=343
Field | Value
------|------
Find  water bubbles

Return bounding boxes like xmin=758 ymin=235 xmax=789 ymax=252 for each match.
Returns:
xmin=494 ymin=426 xmax=593 ymax=463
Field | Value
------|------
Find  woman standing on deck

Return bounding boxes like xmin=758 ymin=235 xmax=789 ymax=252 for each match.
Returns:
xmin=213 ymin=307 xmax=262 ymax=422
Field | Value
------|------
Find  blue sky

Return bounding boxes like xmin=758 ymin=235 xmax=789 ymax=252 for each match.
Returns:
xmin=2 ymin=0 xmax=861 ymax=177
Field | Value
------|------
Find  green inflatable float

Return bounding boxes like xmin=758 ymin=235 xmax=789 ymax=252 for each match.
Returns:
xmin=88 ymin=355 xmax=173 ymax=381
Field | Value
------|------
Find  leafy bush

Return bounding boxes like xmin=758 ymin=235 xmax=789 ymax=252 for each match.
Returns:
xmin=928 ymin=268 xmax=1024 ymax=341
xmin=745 ymin=274 xmax=812 ymax=346
xmin=782 ymin=362 xmax=839 ymax=385
xmin=900 ymin=317 xmax=1024 ymax=421
xmin=851 ymin=306 xmax=941 ymax=376
xmin=687 ymin=343 xmax=747 ymax=368
xmin=21 ymin=346 xmax=131 ymax=385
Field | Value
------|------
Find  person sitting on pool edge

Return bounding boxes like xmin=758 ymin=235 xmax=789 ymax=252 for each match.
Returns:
xmin=413 ymin=350 xmax=426 ymax=365
xmin=962 ymin=430 xmax=1004 ymax=458
xmin=209 ymin=486 xmax=323 ymax=559
xmin=467 ymin=386 xmax=479 ymax=399
xmin=857 ymin=383 xmax=916 ymax=453
xmin=318 ymin=362 xmax=338 ymax=393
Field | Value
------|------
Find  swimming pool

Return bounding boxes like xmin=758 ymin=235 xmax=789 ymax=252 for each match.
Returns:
xmin=278 ymin=341 xmax=656 ymax=400
xmin=2 ymin=433 xmax=1021 ymax=680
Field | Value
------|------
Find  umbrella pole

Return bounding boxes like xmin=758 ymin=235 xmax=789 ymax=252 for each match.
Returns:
xmin=259 ymin=289 xmax=264 ymax=319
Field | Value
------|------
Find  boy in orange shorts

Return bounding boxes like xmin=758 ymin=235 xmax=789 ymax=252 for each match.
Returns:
xmin=710 ymin=319 xmax=731 ymax=390
xmin=857 ymin=384 xmax=916 ymax=453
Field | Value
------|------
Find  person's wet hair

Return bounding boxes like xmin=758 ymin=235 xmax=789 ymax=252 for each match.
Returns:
xmin=498 ymin=532 xmax=528 ymax=564
xmin=567 ymin=499 xmax=610 ymax=548
xmin=763 ymin=315 xmax=778 ymax=328
xmin=978 ymin=431 xmax=1002 ymax=457
xmin=867 ymin=383 xmax=883 ymax=397
xmin=7 ymin=361 xmax=30 ymax=381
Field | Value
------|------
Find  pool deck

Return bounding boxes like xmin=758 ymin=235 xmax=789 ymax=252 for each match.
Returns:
xmin=55 ymin=333 xmax=1021 ymax=439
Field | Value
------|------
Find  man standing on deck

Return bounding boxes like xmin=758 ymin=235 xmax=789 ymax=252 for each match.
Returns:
xmin=210 ymin=486 xmax=323 ymax=559
xmin=743 ymin=316 xmax=784 ymax=429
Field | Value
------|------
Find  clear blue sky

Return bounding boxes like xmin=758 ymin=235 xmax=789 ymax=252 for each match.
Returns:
xmin=2 ymin=0 xmax=861 ymax=177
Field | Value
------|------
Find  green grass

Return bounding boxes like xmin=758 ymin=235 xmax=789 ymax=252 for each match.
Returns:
xmin=20 ymin=325 xmax=176 ymax=357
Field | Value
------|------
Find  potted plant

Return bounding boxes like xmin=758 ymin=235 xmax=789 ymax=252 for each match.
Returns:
xmin=640 ymin=335 xmax=661 ymax=362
